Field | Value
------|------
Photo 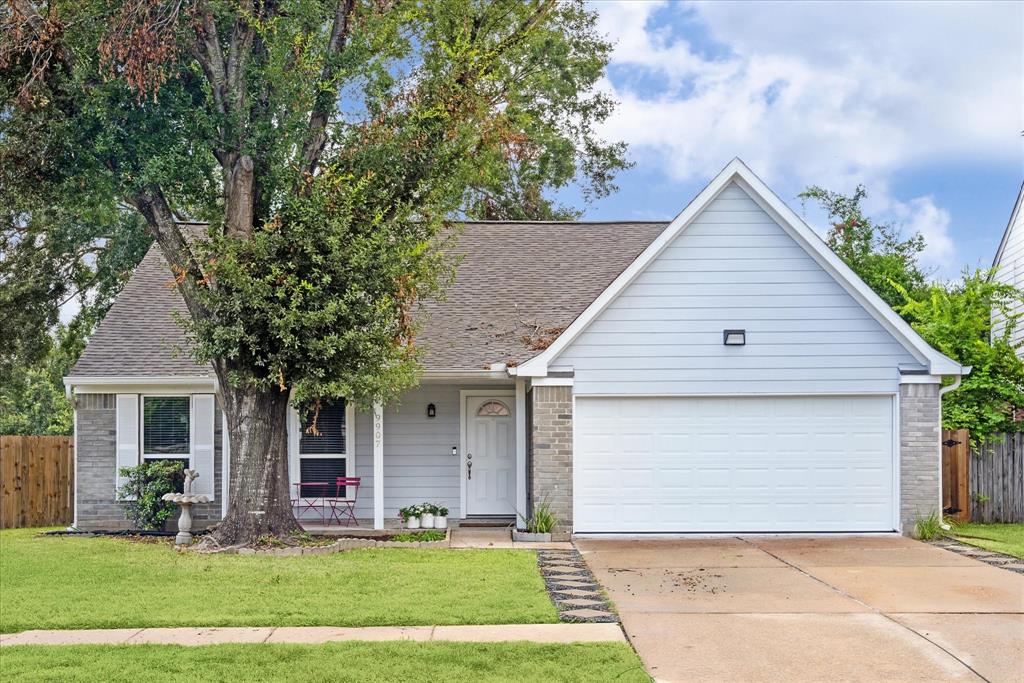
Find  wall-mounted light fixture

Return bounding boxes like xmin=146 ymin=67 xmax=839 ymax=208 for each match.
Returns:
xmin=427 ymin=403 xmax=437 ymax=419
xmin=723 ymin=329 xmax=746 ymax=346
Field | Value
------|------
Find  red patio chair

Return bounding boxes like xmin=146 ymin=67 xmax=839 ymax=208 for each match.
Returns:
xmin=329 ymin=477 xmax=361 ymax=526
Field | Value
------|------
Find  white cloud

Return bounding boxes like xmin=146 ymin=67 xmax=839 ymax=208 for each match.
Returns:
xmin=890 ymin=196 xmax=955 ymax=272
xmin=592 ymin=0 xmax=1023 ymax=275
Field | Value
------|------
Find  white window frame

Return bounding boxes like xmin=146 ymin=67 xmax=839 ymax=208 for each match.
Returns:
xmin=140 ymin=394 xmax=193 ymax=470
xmin=291 ymin=401 xmax=355 ymax=499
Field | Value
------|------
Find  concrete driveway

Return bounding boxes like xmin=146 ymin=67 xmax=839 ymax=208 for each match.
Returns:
xmin=576 ymin=536 xmax=1024 ymax=683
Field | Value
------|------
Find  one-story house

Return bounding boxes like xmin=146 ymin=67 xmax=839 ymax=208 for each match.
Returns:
xmin=64 ymin=159 xmax=967 ymax=535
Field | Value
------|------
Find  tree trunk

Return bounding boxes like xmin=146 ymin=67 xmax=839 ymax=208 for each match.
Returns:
xmin=204 ymin=384 xmax=301 ymax=547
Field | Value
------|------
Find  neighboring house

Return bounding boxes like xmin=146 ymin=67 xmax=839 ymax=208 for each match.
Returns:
xmin=992 ymin=182 xmax=1024 ymax=354
xmin=64 ymin=159 xmax=966 ymax=535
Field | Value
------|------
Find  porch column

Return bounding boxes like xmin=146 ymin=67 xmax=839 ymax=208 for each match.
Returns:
xmin=373 ymin=401 xmax=384 ymax=529
xmin=515 ymin=379 xmax=527 ymax=528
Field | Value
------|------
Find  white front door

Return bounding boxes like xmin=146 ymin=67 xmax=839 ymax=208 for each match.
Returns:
xmin=465 ymin=395 xmax=516 ymax=516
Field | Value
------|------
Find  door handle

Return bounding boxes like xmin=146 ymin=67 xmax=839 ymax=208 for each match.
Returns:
xmin=466 ymin=454 xmax=472 ymax=480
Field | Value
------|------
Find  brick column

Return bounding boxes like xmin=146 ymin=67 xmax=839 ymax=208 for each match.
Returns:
xmin=900 ymin=383 xmax=941 ymax=534
xmin=529 ymin=385 xmax=573 ymax=535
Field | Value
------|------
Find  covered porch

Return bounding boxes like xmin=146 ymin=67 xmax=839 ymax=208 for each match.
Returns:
xmin=280 ymin=378 xmax=530 ymax=531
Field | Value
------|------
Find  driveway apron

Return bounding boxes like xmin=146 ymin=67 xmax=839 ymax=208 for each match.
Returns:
xmin=577 ymin=536 xmax=1024 ymax=683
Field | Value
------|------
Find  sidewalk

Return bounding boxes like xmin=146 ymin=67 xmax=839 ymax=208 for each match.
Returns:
xmin=0 ymin=623 xmax=625 ymax=647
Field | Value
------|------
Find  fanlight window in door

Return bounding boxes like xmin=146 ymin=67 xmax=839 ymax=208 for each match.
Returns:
xmin=476 ymin=400 xmax=510 ymax=417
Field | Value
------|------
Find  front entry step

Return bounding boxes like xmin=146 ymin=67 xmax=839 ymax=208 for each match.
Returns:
xmin=459 ymin=517 xmax=515 ymax=528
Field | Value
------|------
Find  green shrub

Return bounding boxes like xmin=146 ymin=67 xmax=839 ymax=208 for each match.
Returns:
xmin=391 ymin=530 xmax=446 ymax=542
xmin=116 ymin=460 xmax=185 ymax=530
xmin=520 ymin=502 xmax=558 ymax=534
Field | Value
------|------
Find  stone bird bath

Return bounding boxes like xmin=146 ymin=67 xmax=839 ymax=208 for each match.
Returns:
xmin=162 ymin=469 xmax=210 ymax=546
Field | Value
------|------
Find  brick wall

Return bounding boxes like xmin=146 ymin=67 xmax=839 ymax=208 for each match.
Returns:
xmin=900 ymin=383 xmax=941 ymax=534
xmin=528 ymin=385 xmax=572 ymax=534
xmin=74 ymin=394 xmax=222 ymax=531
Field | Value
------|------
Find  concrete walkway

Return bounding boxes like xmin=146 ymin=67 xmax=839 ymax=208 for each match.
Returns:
xmin=0 ymin=623 xmax=625 ymax=647
xmin=449 ymin=527 xmax=573 ymax=550
xmin=578 ymin=536 xmax=1024 ymax=683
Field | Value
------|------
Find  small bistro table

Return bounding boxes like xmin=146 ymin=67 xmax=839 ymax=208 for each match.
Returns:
xmin=291 ymin=478 xmax=361 ymax=526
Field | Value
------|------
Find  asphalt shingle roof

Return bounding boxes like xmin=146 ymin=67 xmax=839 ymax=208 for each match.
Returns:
xmin=70 ymin=221 xmax=667 ymax=378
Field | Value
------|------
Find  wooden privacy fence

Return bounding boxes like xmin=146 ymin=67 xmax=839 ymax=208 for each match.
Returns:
xmin=0 ymin=436 xmax=74 ymax=529
xmin=970 ymin=432 xmax=1023 ymax=524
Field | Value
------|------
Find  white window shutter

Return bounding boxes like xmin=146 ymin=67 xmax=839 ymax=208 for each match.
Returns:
xmin=115 ymin=394 xmax=139 ymax=498
xmin=191 ymin=394 xmax=216 ymax=499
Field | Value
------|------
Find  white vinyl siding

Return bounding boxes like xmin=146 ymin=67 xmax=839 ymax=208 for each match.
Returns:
xmin=557 ymin=183 xmax=920 ymax=395
xmin=574 ymin=395 xmax=896 ymax=533
xmin=354 ymin=384 xmax=478 ymax=519
xmin=993 ymin=196 xmax=1023 ymax=352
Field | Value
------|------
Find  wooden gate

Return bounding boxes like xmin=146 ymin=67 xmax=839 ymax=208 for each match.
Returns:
xmin=941 ymin=429 xmax=970 ymax=523
xmin=0 ymin=436 xmax=75 ymax=529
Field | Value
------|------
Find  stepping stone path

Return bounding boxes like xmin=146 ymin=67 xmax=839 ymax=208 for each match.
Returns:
xmin=536 ymin=549 xmax=618 ymax=623
xmin=932 ymin=539 xmax=1024 ymax=574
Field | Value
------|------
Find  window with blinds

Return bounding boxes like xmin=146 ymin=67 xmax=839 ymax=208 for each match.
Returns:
xmin=143 ymin=396 xmax=190 ymax=456
xmin=299 ymin=400 xmax=346 ymax=455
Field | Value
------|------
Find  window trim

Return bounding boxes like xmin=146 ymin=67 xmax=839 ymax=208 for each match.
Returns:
xmin=140 ymin=394 xmax=193 ymax=469
xmin=290 ymin=401 xmax=355 ymax=500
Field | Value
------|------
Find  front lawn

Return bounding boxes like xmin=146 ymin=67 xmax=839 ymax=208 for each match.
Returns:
xmin=951 ymin=523 xmax=1024 ymax=559
xmin=0 ymin=529 xmax=557 ymax=633
xmin=1 ymin=642 xmax=650 ymax=682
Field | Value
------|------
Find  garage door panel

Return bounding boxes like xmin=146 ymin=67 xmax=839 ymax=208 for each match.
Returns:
xmin=573 ymin=396 xmax=895 ymax=533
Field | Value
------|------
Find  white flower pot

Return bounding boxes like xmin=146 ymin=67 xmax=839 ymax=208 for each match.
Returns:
xmin=420 ymin=513 xmax=435 ymax=528
xmin=406 ymin=516 xmax=421 ymax=529
xmin=434 ymin=516 xmax=447 ymax=529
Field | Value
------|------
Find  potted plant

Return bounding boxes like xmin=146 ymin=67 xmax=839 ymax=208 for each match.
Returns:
xmin=512 ymin=501 xmax=558 ymax=542
xmin=399 ymin=505 xmax=420 ymax=529
xmin=419 ymin=503 xmax=435 ymax=529
xmin=433 ymin=505 xmax=449 ymax=529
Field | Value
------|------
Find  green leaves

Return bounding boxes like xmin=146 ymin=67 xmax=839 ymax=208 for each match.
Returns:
xmin=897 ymin=272 xmax=1024 ymax=441
xmin=803 ymin=184 xmax=1024 ymax=441
xmin=800 ymin=185 xmax=927 ymax=309
xmin=2 ymin=0 xmax=627 ymax=420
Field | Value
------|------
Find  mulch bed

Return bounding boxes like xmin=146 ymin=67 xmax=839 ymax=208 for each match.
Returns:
xmin=536 ymin=549 xmax=618 ymax=624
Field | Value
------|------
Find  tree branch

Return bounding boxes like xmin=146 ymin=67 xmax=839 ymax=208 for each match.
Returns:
xmin=297 ymin=0 xmax=357 ymax=178
xmin=129 ymin=187 xmax=211 ymax=325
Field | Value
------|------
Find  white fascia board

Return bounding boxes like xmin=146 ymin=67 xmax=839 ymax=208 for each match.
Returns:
xmin=65 ymin=375 xmax=217 ymax=394
xmin=517 ymin=157 xmax=965 ymax=378
xmin=530 ymin=376 xmax=574 ymax=387
xmin=898 ymin=374 xmax=942 ymax=384
xmin=421 ymin=369 xmax=513 ymax=382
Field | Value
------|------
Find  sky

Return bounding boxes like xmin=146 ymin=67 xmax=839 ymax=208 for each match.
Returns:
xmin=568 ymin=0 xmax=1024 ymax=280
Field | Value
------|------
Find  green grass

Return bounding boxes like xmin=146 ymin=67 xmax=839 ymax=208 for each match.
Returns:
xmin=0 ymin=529 xmax=557 ymax=633
xmin=950 ymin=523 xmax=1024 ymax=559
xmin=0 ymin=642 xmax=651 ymax=682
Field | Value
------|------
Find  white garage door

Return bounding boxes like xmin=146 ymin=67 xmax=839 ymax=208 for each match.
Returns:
xmin=574 ymin=396 xmax=895 ymax=533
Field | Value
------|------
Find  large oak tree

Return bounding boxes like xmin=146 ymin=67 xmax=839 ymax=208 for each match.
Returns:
xmin=1 ymin=0 xmax=627 ymax=546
